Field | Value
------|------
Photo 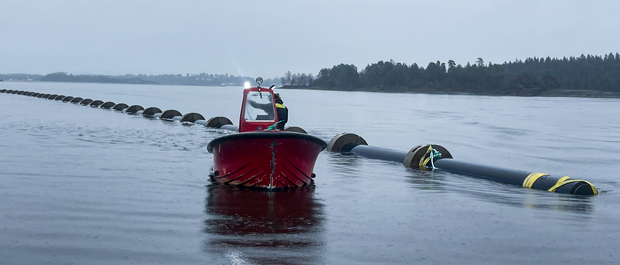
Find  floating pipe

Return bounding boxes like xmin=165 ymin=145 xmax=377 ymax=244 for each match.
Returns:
xmin=347 ymin=145 xmax=409 ymax=163
xmin=100 ymin=101 xmax=115 ymax=109
xmin=205 ymin=116 xmax=233 ymax=128
xmin=194 ymin=120 xmax=208 ymax=126
xmin=4 ymin=91 xmax=592 ymax=193
xmin=431 ymin=159 xmax=597 ymax=195
xmin=326 ymin=133 xmax=368 ymax=153
xmin=181 ymin=112 xmax=205 ymax=123
xmin=112 ymin=103 xmax=129 ymax=111
xmin=327 ymin=133 xmax=597 ymax=195
xmin=219 ymin=124 xmax=239 ymax=131
xmin=161 ymin=110 xmax=183 ymax=121
xmin=142 ymin=107 xmax=162 ymax=118
xmin=0 ymin=89 xmax=6 ymax=93
xmin=80 ymin=99 xmax=93 ymax=105
xmin=11 ymin=91 xmax=595 ymax=194
xmin=125 ymin=105 xmax=144 ymax=115
xmin=70 ymin=97 xmax=83 ymax=103
xmin=90 ymin=100 xmax=104 ymax=107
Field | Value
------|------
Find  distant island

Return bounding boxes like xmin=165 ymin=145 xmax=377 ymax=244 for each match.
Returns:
xmin=40 ymin=72 xmax=157 ymax=84
xmin=279 ymin=53 xmax=620 ymax=98
xmin=2 ymin=53 xmax=619 ymax=98
xmin=0 ymin=72 xmax=275 ymax=87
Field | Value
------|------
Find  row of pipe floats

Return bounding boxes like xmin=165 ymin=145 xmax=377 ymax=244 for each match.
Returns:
xmin=1 ymin=88 xmax=598 ymax=195
xmin=0 ymin=88 xmax=237 ymax=129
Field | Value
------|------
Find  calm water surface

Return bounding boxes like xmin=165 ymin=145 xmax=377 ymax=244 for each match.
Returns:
xmin=1 ymin=82 xmax=619 ymax=264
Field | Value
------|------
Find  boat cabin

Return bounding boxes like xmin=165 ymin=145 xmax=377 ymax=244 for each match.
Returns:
xmin=238 ymin=87 xmax=280 ymax=132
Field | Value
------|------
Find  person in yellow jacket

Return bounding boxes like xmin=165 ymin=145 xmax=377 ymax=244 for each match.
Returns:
xmin=274 ymin=93 xmax=288 ymax=130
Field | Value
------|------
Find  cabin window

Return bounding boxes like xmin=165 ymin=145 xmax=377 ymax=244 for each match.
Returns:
xmin=244 ymin=92 xmax=275 ymax=121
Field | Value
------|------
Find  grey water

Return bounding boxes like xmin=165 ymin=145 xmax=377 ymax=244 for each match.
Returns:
xmin=1 ymin=82 xmax=619 ymax=265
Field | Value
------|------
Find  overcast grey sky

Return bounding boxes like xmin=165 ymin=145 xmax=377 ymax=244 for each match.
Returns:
xmin=1 ymin=0 xmax=619 ymax=78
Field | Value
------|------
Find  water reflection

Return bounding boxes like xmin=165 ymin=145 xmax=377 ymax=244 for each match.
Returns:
xmin=327 ymin=153 xmax=363 ymax=178
xmin=405 ymin=169 xmax=595 ymax=214
xmin=203 ymin=184 xmax=325 ymax=265
xmin=521 ymin=192 xmax=595 ymax=215
xmin=404 ymin=168 xmax=447 ymax=191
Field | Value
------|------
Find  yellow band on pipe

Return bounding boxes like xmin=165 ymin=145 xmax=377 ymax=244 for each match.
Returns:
xmin=522 ymin=173 xmax=548 ymax=188
xmin=547 ymin=177 xmax=599 ymax=195
xmin=546 ymin=176 xmax=571 ymax=191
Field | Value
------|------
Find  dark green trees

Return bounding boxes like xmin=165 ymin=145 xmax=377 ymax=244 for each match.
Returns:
xmin=312 ymin=64 xmax=360 ymax=89
xmin=304 ymin=53 xmax=620 ymax=95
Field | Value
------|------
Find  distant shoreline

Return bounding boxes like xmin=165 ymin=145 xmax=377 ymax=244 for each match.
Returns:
xmin=4 ymin=80 xmax=619 ymax=99
xmin=280 ymin=85 xmax=620 ymax=99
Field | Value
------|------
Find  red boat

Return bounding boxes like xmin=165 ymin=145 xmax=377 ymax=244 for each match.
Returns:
xmin=207 ymin=78 xmax=327 ymax=190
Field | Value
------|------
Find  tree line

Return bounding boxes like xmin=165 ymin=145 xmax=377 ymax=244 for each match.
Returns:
xmin=41 ymin=72 xmax=157 ymax=84
xmin=33 ymin=72 xmax=280 ymax=87
xmin=297 ymin=53 xmax=620 ymax=96
xmin=5 ymin=53 xmax=618 ymax=96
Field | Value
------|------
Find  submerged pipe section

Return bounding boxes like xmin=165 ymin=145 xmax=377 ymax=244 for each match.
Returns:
xmin=327 ymin=133 xmax=597 ymax=195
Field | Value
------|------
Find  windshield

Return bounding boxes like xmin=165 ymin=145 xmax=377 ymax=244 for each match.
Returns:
xmin=244 ymin=92 xmax=275 ymax=121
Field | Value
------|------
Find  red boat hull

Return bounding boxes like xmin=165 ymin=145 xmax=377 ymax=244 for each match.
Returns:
xmin=207 ymin=132 xmax=326 ymax=190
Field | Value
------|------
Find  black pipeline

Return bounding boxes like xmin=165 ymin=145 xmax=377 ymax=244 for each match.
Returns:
xmin=327 ymin=133 xmax=598 ymax=195
xmin=0 ymin=89 xmax=235 ymax=128
xmin=1 ymin=89 xmax=306 ymax=134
